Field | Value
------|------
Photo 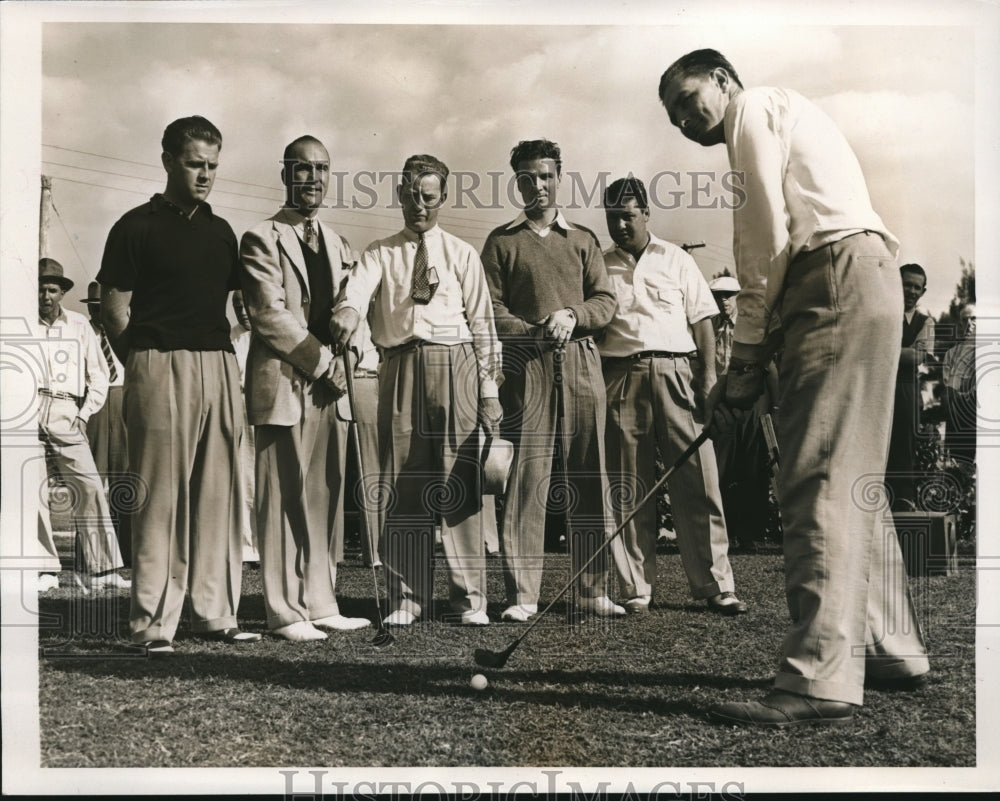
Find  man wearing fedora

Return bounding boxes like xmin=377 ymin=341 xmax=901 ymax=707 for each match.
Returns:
xmin=80 ymin=280 xmax=130 ymax=564
xmin=98 ymin=116 xmax=259 ymax=654
xmin=37 ymin=258 xmax=128 ymax=591
xmin=239 ymin=135 xmax=370 ymax=641
xmin=330 ymin=153 xmax=503 ymax=627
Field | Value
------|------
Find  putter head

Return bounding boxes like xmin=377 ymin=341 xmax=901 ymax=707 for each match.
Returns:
xmin=371 ymin=627 xmax=395 ymax=649
xmin=473 ymin=644 xmax=513 ymax=670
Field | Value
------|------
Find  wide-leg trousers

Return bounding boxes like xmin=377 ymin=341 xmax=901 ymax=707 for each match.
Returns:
xmin=124 ymin=349 xmax=244 ymax=643
xmin=604 ymin=354 xmax=734 ymax=600
xmin=772 ymin=232 xmax=929 ymax=705
xmin=499 ymin=338 xmax=612 ymax=606
xmin=378 ymin=342 xmax=487 ymax=618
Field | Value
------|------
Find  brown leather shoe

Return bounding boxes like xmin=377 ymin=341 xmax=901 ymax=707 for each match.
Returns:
xmin=709 ymin=690 xmax=855 ymax=727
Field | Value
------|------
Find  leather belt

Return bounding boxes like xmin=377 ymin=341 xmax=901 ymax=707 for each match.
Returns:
xmin=381 ymin=339 xmax=431 ymax=360
xmin=38 ymin=388 xmax=83 ymax=403
xmin=604 ymin=350 xmax=697 ymax=362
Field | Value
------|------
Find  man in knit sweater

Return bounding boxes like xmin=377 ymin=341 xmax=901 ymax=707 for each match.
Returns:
xmin=481 ymin=139 xmax=622 ymax=622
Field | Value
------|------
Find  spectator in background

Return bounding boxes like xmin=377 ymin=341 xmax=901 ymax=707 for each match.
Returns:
xmin=942 ymin=303 xmax=976 ymax=465
xmin=886 ymin=264 xmax=935 ymax=510
xmin=81 ymin=280 xmax=131 ymax=565
xmin=230 ymin=290 xmax=260 ymax=565
xmin=709 ymin=275 xmax=778 ymax=551
xmin=38 ymin=259 xmax=129 ymax=592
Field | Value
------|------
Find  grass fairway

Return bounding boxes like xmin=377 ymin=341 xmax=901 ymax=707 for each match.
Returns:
xmin=37 ymin=546 xmax=974 ymax=768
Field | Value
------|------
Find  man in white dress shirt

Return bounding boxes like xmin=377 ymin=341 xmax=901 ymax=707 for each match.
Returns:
xmin=659 ymin=48 xmax=929 ymax=726
xmin=599 ymin=177 xmax=745 ymax=616
xmin=330 ymin=153 xmax=503 ymax=626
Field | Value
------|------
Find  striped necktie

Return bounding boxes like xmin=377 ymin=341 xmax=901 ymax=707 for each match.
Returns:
xmin=99 ymin=326 xmax=118 ymax=382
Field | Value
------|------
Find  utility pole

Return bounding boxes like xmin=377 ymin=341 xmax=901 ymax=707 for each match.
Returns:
xmin=39 ymin=175 xmax=52 ymax=259
xmin=681 ymin=241 xmax=705 ymax=253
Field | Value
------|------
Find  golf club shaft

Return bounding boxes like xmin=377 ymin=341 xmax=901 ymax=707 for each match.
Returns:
xmin=341 ymin=349 xmax=387 ymax=630
xmin=499 ymin=427 xmax=711 ymax=658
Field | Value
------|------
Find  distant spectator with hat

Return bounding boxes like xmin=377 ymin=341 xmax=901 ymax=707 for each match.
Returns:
xmin=37 ymin=258 xmax=129 ymax=591
xmin=709 ymin=274 xmax=778 ymax=551
xmin=598 ymin=177 xmax=746 ymax=616
xmin=80 ymin=280 xmax=130 ymax=564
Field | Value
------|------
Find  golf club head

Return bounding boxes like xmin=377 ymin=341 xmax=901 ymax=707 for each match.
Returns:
xmin=371 ymin=627 xmax=395 ymax=649
xmin=473 ymin=643 xmax=514 ymax=669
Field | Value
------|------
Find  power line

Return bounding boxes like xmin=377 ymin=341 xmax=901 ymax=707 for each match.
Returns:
xmin=50 ymin=201 xmax=92 ymax=280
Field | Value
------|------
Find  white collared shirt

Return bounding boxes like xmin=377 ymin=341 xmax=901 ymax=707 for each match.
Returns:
xmin=506 ymin=210 xmax=574 ymax=238
xmin=599 ymin=233 xmax=718 ymax=357
xmin=338 ymin=224 xmax=502 ymax=397
xmin=725 ymin=87 xmax=899 ymax=347
xmin=37 ymin=306 xmax=109 ymax=422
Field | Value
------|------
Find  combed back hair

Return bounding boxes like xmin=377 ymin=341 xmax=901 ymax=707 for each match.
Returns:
xmin=658 ymin=49 xmax=744 ymax=105
xmin=161 ymin=116 xmax=223 ymax=156
xmin=401 ymin=154 xmax=449 ymax=189
xmin=900 ymin=263 xmax=928 ymax=286
xmin=604 ymin=177 xmax=649 ymax=210
xmin=509 ymin=139 xmax=562 ymax=174
xmin=283 ymin=135 xmax=325 ymax=163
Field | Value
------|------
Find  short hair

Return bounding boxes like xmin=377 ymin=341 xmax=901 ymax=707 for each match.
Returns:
xmin=603 ymin=177 xmax=649 ymax=210
xmin=401 ymin=154 xmax=449 ymax=190
xmin=283 ymin=135 xmax=326 ymax=163
xmin=161 ymin=116 xmax=223 ymax=157
xmin=658 ymin=49 xmax=744 ymax=106
xmin=509 ymin=139 xmax=562 ymax=174
xmin=900 ymin=263 xmax=928 ymax=286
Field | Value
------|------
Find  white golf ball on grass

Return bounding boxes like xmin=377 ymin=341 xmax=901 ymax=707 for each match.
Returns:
xmin=470 ymin=673 xmax=488 ymax=691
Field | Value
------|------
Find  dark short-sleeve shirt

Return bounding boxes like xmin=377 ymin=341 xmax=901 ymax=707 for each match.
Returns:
xmin=97 ymin=194 xmax=240 ymax=352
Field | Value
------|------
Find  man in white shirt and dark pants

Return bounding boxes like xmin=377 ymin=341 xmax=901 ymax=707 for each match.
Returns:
xmin=38 ymin=258 xmax=128 ymax=591
xmin=600 ymin=177 xmax=745 ymax=616
xmin=659 ymin=49 xmax=929 ymax=725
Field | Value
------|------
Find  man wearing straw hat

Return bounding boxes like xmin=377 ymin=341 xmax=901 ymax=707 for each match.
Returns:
xmin=37 ymin=258 xmax=128 ymax=591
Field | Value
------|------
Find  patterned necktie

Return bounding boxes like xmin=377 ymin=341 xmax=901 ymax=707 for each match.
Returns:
xmin=411 ymin=233 xmax=432 ymax=304
xmin=303 ymin=218 xmax=319 ymax=254
xmin=99 ymin=326 xmax=118 ymax=383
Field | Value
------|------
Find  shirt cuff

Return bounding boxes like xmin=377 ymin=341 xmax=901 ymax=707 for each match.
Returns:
xmin=480 ymin=378 xmax=500 ymax=399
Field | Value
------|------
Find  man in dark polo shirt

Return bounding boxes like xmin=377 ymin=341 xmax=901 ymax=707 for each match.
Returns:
xmin=98 ymin=115 xmax=260 ymax=654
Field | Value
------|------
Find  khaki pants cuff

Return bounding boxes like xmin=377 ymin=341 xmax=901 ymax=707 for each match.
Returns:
xmin=774 ymin=673 xmax=864 ymax=707
xmin=190 ymin=615 xmax=239 ymax=634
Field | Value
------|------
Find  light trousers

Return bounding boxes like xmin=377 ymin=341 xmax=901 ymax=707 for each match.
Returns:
xmin=499 ymin=339 xmax=612 ymax=606
xmin=773 ymin=232 xmax=929 ymax=705
xmin=604 ymin=355 xmax=734 ymax=600
xmin=255 ymin=381 xmax=347 ymax=630
xmin=378 ymin=342 xmax=487 ymax=618
xmin=124 ymin=349 xmax=244 ymax=643
xmin=39 ymin=394 xmax=124 ymax=575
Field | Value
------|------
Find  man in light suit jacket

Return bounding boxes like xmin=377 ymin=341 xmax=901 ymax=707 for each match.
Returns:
xmin=240 ymin=135 xmax=370 ymax=641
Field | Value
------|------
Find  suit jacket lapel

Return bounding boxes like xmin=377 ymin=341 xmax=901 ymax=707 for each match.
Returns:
xmin=274 ymin=211 xmax=310 ymax=296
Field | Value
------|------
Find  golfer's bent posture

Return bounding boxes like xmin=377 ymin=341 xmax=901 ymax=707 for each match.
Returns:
xmin=659 ymin=50 xmax=929 ymax=726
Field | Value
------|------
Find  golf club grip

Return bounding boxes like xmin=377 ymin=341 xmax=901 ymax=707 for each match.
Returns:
xmin=507 ymin=427 xmax=711 ymax=651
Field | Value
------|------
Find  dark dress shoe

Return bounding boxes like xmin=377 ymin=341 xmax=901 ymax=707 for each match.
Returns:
xmin=709 ymin=690 xmax=855 ymax=727
xmin=864 ymin=672 xmax=928 ymax=691
xmin=201 ymin=628 xmax=262 ymax=644
xmin=706 ymin=591 xmax=748 ymax=615
xmin=141 ymin=640 xmax=175 ymax=655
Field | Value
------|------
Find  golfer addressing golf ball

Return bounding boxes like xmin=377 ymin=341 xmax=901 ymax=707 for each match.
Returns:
xmin=658 ymin=48 xmax=930 ymax=726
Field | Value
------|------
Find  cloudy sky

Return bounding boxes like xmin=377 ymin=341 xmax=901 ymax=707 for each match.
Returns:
xmin=30 ymin=8 xmax=983 ymax=320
